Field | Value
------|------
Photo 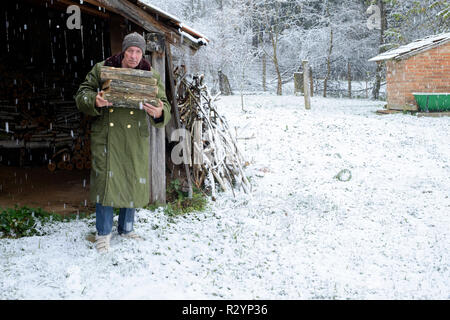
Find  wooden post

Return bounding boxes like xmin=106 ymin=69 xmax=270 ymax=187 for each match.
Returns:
xmin=147 ymin=32 xmax=166 ymax=204
xmin=302 ymin=60 xmax=311 ymax=110
xmin=347 ymin=61 xmax=352 ymax=98
xmin=262 ymin=53 xmax=267 ymax=92
xmin=294 ymin=72 xmax=303 ymax=95
xmin=309 ymin=66 xmax=314 ymax=97
xmin=366 ymin=79 xmax=368 ymax=99
xmin=193 ymin=119 xmax=203 ymax=186
xmin=218 ymin=70 xmax=232 ymax=95
xmin=365 ymin=72 xmax=369 ymax=99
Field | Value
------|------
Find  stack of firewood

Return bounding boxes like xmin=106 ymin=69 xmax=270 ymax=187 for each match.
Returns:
xmin=174 ymin=67 xmax=251 ymax=196
xmin=0 ymin=98 xmax=91 ymax=171
xmin=0 ymin=65 xmax=95 ymax=171
xmin=47 ymin=134 xmax=91 ymax=172
xmin=0 ymin=64 xmax=91 ymax=170
xmin=100 ymin=66 xmax=159 ymax=108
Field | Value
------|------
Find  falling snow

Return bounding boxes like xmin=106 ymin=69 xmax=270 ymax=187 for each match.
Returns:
xmin=0 ymin=95 xmax=449 ymax=299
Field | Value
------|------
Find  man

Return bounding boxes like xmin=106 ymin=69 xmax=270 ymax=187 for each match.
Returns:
xmin=75 ymin=32 xmax=171 ymax=253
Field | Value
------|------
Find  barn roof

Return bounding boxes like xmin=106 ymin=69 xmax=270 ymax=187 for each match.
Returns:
xmin=369 ymin=32 xmax=450 ymax=62
xmin=94 ymin=0 xmax=209 ymax=51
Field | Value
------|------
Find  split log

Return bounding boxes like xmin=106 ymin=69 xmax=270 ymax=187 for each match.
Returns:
xmin=48 ymin=162 xmax=56 ymax=172
xmin=100 ymin=66 xmax=157 ymax=86
xmin=76 ymin=160 xmax=84 ymax=170
xmin=102 ymin=79 xmax=158 ymax=95
xmin=57 ymin=161 xmax=66 ymax=170
xmin=102 ymin=91 xmax=158 ymax=107
xmin=26 ymin=141 xmax=51 ymax=148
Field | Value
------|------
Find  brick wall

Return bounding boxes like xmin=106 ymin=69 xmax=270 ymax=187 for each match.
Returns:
xmin=386 ymin=41 xmax=450 ymax=110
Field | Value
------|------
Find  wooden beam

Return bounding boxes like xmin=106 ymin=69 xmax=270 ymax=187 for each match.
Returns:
xmin=55 ymin=0 xmax=110 ymax=19
xmin=388 ymin=104 xmax=418 ymax=111
xmin=97 ymin=0 xmax=201 ymax=51
xmin=82 ymin=0 xmax=109 ymax=8
xmin=417 ymin=112 xmax=450 ymax=118
xmin=149 ymin=47 xmax=167 ymax=204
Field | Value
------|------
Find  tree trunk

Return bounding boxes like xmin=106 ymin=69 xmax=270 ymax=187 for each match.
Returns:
xmin=269 ymin=30 xmax=282 ymax=96
xmin=262 ymin=52 xmax=266 ymax=92
xmin=372 ymin=0 xmax=386 ymax=100
xmin=241 ymin=65 xmax=245 ymax=111
xmin=323 ymin=27 xmax=333 ymax=98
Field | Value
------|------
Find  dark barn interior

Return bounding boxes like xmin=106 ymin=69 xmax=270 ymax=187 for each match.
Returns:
xmin=1 ymin=0 xmax=208 ymax=215
xmin=0 ymin=0 xmax=208 ymax=215
xmin=0 ymin=0 xmax=143 ymax=215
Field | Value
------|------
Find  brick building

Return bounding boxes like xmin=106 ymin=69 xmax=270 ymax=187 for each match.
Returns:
xmin=369 ymin=32 xmax=450 ymax=111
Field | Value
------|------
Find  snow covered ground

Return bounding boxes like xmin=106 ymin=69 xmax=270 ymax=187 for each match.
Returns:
xmin=1 ymin=95 xmax=449 ymax=299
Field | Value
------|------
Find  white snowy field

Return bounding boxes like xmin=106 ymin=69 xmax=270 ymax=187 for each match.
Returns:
xmin=1 ymin=95 xmax=449 ymax=299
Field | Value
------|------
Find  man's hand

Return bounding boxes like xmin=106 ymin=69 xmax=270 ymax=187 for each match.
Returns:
xmin=95 ymin=91 xmax=113 ymax=107
xmin=143 ymin=99 xmax=163 ymax=118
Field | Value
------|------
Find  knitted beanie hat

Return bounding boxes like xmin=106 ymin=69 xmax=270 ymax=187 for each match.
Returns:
xmin=122 ymin=32 xmax=146 ymax=54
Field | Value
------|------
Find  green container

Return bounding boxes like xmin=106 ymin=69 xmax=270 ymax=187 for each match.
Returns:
xmin=413 ymin=93 xmax=450 ymax=112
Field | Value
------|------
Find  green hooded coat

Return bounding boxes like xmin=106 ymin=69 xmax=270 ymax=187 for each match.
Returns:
xmin=75 ymin=61 xmax=171 ymax=208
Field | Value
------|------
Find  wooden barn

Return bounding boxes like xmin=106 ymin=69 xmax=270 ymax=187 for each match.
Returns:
xmin=369 ymin=32 xmax=450 ymax=112
xmin=0 ymin=0 xmax=208 ymax=214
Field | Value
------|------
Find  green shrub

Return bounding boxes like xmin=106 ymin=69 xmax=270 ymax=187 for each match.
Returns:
xmin=0 ymin=205 xmax=91 ymax=239
xmin=144 ymin=179 xmax=209 ymax=216
xmin=165 ymin=192 xmax=208 ymax=216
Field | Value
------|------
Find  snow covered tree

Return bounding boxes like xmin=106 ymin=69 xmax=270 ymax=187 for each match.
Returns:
xmin=142 ymin=0 xmax=447 ymax=99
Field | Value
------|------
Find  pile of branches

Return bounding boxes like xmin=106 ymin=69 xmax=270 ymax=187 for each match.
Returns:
xmin=174 ymin=66 xmax=251 ymax=197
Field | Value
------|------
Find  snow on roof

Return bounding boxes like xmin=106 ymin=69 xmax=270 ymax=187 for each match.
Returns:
xmin=138 ymin=1 xmax=182 ymax=24
xmin=369 ymin=32 xmax=450 ymax=62
xmin=178 ymin=23 xmax=209 ymax=45
xmin=137 ymin=0 xmax=209 ymax=44
xmin=179 ymin=29 xmax=208 ymax=46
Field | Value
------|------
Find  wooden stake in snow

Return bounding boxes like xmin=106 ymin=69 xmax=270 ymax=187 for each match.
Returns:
xmin=302 ymin=60 xmax=311 ymax=110
xmin=347 ymin=60 xmax=352 ymax=98
xmin=294 ymin=72 xmax=303 ymax=96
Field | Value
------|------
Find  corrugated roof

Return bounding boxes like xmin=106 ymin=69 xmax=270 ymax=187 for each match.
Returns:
xmin=369 ymin=32 xmax=450 ymax=62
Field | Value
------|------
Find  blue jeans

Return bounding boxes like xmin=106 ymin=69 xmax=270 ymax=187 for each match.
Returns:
xmin=95 ymin=203 xmax=135 ymax=236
